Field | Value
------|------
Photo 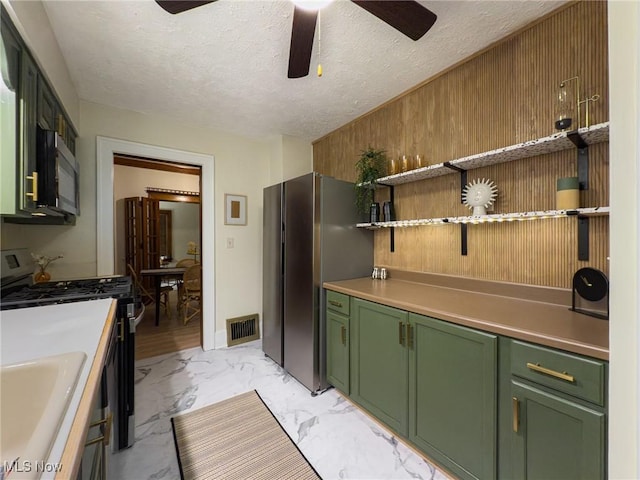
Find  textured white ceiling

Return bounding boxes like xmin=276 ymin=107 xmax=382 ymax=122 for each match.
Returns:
xmin=42 ymin=0 xmax=566 ymax=141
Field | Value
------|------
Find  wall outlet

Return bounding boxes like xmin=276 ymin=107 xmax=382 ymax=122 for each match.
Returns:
xmin=226 ymin=237 xmax=234 ymax=249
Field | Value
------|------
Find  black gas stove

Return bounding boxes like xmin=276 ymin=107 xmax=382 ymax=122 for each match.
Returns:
xmin=1 ymin=275 xmax=133 ymax=310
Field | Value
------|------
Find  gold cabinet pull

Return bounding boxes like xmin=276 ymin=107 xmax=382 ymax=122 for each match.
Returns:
xmin=329 ymin=300 xmax=343 ymax=308
xmin=25 ymin=171 xmax=38 ymax=202
xmin=86 ymin=413 xmax=112 ymax=447
xmin=526 ymin=362 xmax=575 ymax=383
xmin=340 ymin=325 xmax=346 ymax=345
xmin=512 ymin=397 xmax=519 ymax=432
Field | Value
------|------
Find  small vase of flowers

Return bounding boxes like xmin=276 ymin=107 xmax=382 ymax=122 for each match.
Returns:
xmin=31 ymin=253 xmax=63 ymax=283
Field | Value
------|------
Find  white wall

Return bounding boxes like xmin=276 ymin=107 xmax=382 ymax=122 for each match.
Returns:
xmin=608 ymin=1 xmax=640 ymax=477
xmin=282 ymin=134 xmax=313 ymax=181
xmin=266 ymin=134 xmax=313 ymax=186
xmin=81 ymin=101 xmax=274 ymax=339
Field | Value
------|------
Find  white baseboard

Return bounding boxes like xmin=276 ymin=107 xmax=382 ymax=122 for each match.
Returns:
xmin=214 ymin=328 xmax=228 ymax=349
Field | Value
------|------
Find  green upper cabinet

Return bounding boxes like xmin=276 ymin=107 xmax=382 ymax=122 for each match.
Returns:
xmin=1 ymin=10 xmax=21 ymax=215
xmin=18 ymin=46 xmax=38 ymax=213
xmin=1 ymin=6 xmax=39 ymax=215
xmin=408 ymin=313 xmax=497 ymax=480
xmin=511 ymin=380 xmax=605 ymax=480
xmin=350 ymin=298 xmax=409 ymax=435
xmin=37 ymin=76 xmax=57 ymax=131
xmin=326 ymin=309 xmax=350 ymax=394
xmin=1 ymin=6 xmax=78 ymax=219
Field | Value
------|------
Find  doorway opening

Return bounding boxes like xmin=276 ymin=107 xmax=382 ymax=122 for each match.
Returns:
xmin=114 ymin=154 xmax=202 ymax=359
xmin=96 ymin=136 xmax=216 ymax=351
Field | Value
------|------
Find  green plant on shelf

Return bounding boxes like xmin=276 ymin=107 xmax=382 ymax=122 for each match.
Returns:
xmin=354 ymin=147 xmax=388 ymax=216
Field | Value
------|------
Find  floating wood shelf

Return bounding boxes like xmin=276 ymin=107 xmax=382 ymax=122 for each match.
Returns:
xmin=357 ymin=207 xmax=610 ymax=229
xmin=363 ymin=122 xmax=609 ymax=259
xmin=375 ymin=122 xmax=610 ymax=186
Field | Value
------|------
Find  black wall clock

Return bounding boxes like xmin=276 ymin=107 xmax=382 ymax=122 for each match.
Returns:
xmin=571 ymin=267 xmax=609 ymax=319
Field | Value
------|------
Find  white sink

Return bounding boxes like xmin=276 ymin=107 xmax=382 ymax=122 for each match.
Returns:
xmin=1 ymin=351 xmax=86 ymax=479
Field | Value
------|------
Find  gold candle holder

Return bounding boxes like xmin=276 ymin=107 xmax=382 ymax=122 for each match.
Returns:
xmin=400 ymin=155 xmax=412 ymax=172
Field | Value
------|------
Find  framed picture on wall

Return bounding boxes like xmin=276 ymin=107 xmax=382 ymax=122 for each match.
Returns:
xmin=224 ymin=194 xmax=247 ymax=225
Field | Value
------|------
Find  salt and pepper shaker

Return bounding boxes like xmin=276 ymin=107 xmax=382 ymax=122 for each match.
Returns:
xmin=371 ymin=266 xmax=388 ymax=280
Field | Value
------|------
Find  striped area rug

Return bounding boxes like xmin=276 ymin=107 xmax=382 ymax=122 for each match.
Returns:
xmin=171 ymin=390 xmax=321 ymax=480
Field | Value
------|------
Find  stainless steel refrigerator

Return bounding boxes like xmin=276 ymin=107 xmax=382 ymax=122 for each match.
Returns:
xmin=262 ymin=172 xmax=373 ymax=394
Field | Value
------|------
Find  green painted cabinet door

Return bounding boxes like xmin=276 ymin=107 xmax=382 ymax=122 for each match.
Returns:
xmin=37 ymin=76 xmax=57 ymax=131
xmin=19 ymin=50 xmax=38 ymax=213
xmin=1 ymin=10 xmax=22 ymax=215
xmin=326 ymin=309 xmax=349 ymax=394
xmin=351 ymin=298 xmax=409 ymax=436
xmin=408 ymin=313 xmax=497 ymax=480
xmin=511 ymin=380 xmax=605 ymax=480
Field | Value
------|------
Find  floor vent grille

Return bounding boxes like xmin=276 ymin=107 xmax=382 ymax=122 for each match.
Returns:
xmin=226 ymin=314 xmax=260 ymax=347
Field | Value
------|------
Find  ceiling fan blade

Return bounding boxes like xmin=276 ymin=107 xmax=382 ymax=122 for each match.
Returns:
xmin=288 ymin=5 xmax=318 ymax=79
xmin=155 ymin=1 xmax=216 ymax=15
xmin=351 ymin=0 xmax=437 ymax=41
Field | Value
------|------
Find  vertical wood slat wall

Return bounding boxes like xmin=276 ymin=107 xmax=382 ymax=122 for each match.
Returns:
xmin=312 ymin=2 xmax=609 ymax=288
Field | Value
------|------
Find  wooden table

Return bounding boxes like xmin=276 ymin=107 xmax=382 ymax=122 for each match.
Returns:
xmin=140 ymin=267 xmax=186 ymax=326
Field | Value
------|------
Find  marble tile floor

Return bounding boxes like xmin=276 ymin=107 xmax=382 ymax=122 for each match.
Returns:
xmin=108 ymin=340 xmax=448 ymax=480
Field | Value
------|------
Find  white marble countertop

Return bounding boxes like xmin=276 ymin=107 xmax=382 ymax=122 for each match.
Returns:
xmin=0 ymin=298 xmax=115 ymax=479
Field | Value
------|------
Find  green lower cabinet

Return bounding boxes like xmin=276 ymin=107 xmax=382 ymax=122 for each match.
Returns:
xmin=511 ymin=380 xmax=605 ymax=480
xmin=326 ymin=309 xmax=349 ymax=394
xmin=408 ymin=313 xmax=497 ymax=480
xmin=351 ymin=298 xmax=409 ymax=435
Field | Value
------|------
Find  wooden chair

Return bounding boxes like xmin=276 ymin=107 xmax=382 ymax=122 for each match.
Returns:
xmin=175 ymin=258 xmax=197 ymax=268
xmin=127 ymin=264 xmax=172 ymax=320
xmin=180 ymin=264 xmax=201 ymax=325
xmin=175 ymin=258 xmax=198 ymax=311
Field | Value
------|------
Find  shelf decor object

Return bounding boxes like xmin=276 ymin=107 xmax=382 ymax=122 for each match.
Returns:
xmin=31 ymin=252 xmax=63 ymax=283
xmin=557 ymin=177 xmax=580 ymax=210
xmin=462 ymin=178 xmax=498 ymax=216
xmin=555 ymin=80 xmax=575 ymax=131
xmin=354 ymin=147 xmax=388 ymax=216
xmin=555 ymin=76 xmax=600 ymax=131
xmin=571 ymin=267 xmax=609 ymax=320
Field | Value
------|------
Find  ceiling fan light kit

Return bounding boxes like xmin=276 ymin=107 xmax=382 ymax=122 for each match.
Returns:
xmin=291 ymin=0 xmax=335 ymax=11
xmin=155 ymin=0 xmax=437 ymax=79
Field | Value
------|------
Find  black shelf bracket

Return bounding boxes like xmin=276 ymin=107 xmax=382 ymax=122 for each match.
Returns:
xmin=567 ymin=130 xmax=589 ymax=190
xmin=377 ymin=183 xmax=395 ymax=252
xmin=389 ymin=185 xmax=395 ymax=253
xmin=443 ymin=162 xmax=468 ymax=201
xmin=443 ymin=163 xmax=468 ymax=255
xmin=578 ymin=215 xmax=589 ymax=261
xmin=567 ymin=130 xmax=591 ymax=260
xmin=460 ymin=223 xmax=468 ymax=256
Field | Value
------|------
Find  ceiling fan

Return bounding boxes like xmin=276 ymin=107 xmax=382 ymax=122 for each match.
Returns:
xmin=155 ymin=0 xmax=437 ymax=78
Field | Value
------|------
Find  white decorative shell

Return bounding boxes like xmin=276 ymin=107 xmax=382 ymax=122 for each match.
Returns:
xmin=462 ymin=178 xmax=498 ymax=215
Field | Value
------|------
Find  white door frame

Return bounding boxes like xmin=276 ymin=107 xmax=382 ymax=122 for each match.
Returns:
xmin=96 ymin=137 xmax=216 ymax=350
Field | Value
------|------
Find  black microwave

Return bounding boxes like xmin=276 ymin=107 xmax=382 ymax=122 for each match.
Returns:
xmin=35 ymin=126 xmax=79 ymax=216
